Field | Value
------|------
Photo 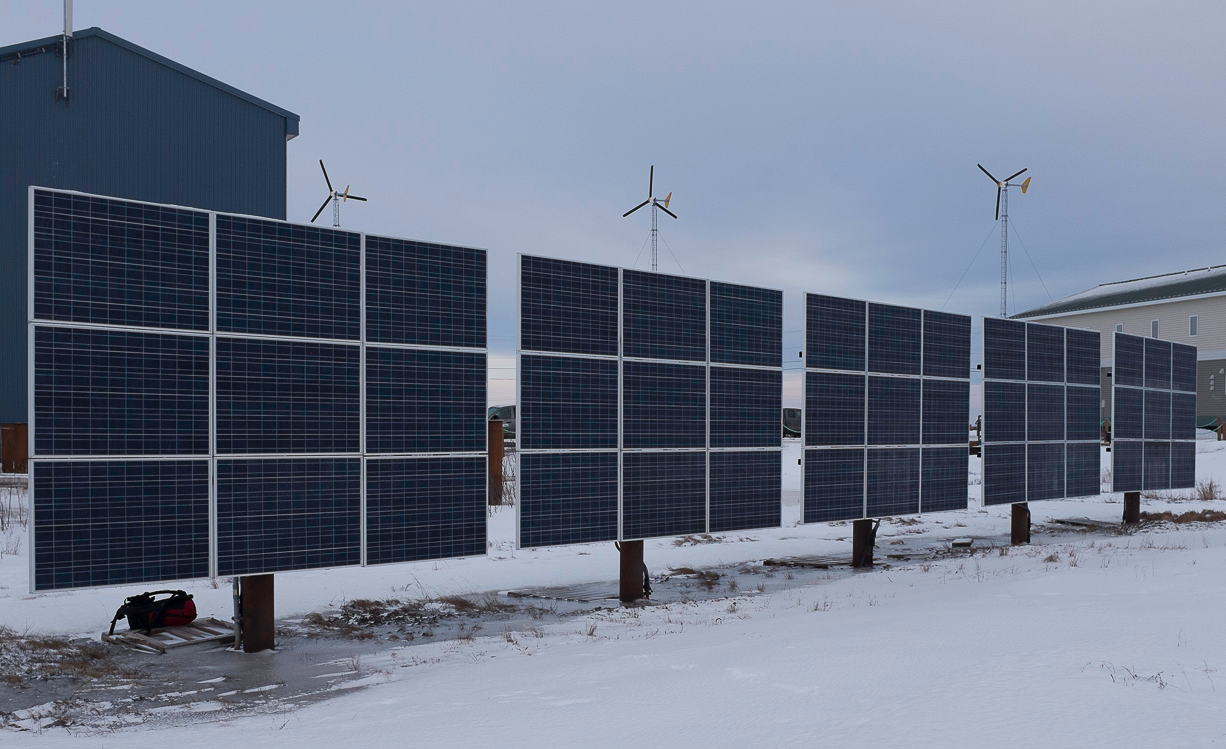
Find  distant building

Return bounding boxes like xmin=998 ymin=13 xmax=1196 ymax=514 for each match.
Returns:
xmin=1013 ymin=266 xmax=1226 ymax=424
xmin=0 ymin=27 xmax=300 ymax=427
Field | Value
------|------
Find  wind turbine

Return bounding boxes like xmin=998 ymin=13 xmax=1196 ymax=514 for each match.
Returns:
xmin=978 ymin=164 xmax=1031 ymax=317
xmin=311 ymin=160 xmax=367 ymax=227
xmin=622 ymin=165 xmax=676 ymax=272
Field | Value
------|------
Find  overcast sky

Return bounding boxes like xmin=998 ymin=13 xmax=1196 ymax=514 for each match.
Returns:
xmin=7 ymin=1 xmax=1224 ymax=405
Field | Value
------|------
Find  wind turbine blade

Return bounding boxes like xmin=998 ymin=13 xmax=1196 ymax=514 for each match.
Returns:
xmin=320 ymin=160 xmax=333 ymax=193
xmin=977 ymin=163 xmax=999 ymax=184
xmin=623 ymin=199 xmax=650 ymax=217
xmin=311 ymin=195 xmax=331 ymax=223
xmin=345 ymin=195 xmax=367 ymax=202
xmin=649 ymin=165 xmax=654 ymax=198
xmin=1005 ymin=168 xmax=1028 ymax=182
xmin=657 ymin=204 xmax=678 ymax=219
xmin=663 ymin=191 xmax=672 ymax=209
xmin=994 ymin=186 xmax=1001 ymax=221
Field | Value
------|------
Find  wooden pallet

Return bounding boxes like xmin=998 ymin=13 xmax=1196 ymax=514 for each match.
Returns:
xmin=763 ymin=554 xmax=851 ymax=569
xmin=506 ymin=584 xmax=618 ymax=603
xmin=1051 ymin=517 xmax=1119 ymax=531
xmin=102 ymin=616 xmax=235 ymax=653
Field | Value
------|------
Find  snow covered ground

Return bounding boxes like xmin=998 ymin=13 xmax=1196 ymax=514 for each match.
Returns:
xmin=3 ymin=435 xmax=1226 ymax=745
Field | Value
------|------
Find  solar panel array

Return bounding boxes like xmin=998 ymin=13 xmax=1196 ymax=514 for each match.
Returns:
xmin=517 ymin=256 xmax=783 ymax=547
xmin=1111 ymin=333 xmax=1197 ymax=492
xmin=802 ymin=295 xmax=971 ymax=521
xmin=28 ymin=187 xmax=486 ymax=591
xmin=981 ymin=319 xmax=1102 ymax=505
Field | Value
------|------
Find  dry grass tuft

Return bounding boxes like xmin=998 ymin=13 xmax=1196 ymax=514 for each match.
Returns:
xmin=1140 ymin=509 xmax=1226 ymax=524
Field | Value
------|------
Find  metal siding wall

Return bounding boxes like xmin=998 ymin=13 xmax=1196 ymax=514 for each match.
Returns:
xmin=0 ymin=36 xmax=290 ymax=423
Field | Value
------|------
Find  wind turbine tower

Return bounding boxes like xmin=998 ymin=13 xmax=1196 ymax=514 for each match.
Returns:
xmin=977 ymin=164 xmax=1031 ymax=316
xmin=623 ymin=165 xmax=677 ymax=271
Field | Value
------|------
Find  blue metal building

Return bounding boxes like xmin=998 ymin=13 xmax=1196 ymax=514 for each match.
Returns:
xmin=0 ymin=27 xmax=299 ymax=425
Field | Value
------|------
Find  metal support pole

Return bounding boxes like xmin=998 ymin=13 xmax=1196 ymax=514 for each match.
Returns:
xmin=852 ymin=518 xmax=877 ymax=568
xmin=231 ymin=577 xmax=242 ymax=650
xmin=618 ymin=540 xmax=645 ymax=603
xmin=240 ymin=574 xmax=275 ymax=652
xmin=1122 ymin=491 xmax=1141 ymax=525
xmin=651 ymin=204 xmax=658 ymax=272
xmin=1000 ymin=186 xmax=1009 ymax=316
xmin=1011 ymin=502 xmax=1030 ymax=545
xmin=488 ymin=420 xmax=504 ymax=505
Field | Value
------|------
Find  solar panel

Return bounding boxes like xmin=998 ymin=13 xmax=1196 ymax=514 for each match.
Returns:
xmin=1111 ymin=332 xmax=1195 ymax=491
xmin=365 ymin=457 xmax=486 ymax=565
xmin=710 ymin=283 xmax=783 ymax=367
xmin=365 ymin=348 xmax=485 ymax=454
xmin=32 ymin=190 xmax=210 ymax=330
xmin=710 ymin=367 xmax=782 ymax=448
xmin=217 ymin=458 xmax=361 ymax=576
xmin=216 ymin=215 xmax=361 ymax=340
xmin=709 ymin=451 xmax=782 ymax=532
xmin=32 ymin=460 xmax=210 ymax=591
xmin=803 ymin=294 xmax=970 ymax=520
xmin=621 ymin=452 xmax=707 ymax=540
xmin=622 ymin=270 xmax=706 ymax=361
xmin=29 ymin=188 xmax=488 ymax=591
xmin=518 ymin=452 xmax=618 ymax=547
xmin=518 ymin=255 xmax=783 ymax=545
xmin=216 ymin=338 xmax=360 ymax=455
xmin=33 ymin=326 xmax=208 ymax=456
xmin=982 ymin=321 xmax=1103 ymax=505
xmin=365 ymin=235 xmax=486 ymax=348
xmin=520 ymin=255 xmax=618 ymax=356
xmin=623 ymin=361 xmax=706 ymax=449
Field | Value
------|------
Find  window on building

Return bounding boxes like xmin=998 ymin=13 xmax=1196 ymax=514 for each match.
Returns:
xmin=1190 ymin=315 xmax=1198 ymax=337
xmin=1115 ymin=323 xmax=1124 ymax=333
xmin=1151 ymin=319 xmax=1160 ymax=339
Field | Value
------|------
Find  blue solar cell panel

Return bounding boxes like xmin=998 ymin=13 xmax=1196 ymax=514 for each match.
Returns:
xmin=983 ymin=318 xmax=1026 ymax=381
xmin=216 ymin=215 xmax=361 ymax=340
xmin=1027 ymin=443 xmax=1065 ymax=501
xmin=1065 ymin=329 xmax=1101 ymax=387
xmin=1065 ymin=385 xmax=1101 ymax=442
xmin=1066 ymin=442 xmax=1100 ymax=498
xmin=365 ymin=235 xmax=486 ymax=348
xmin=623 ymin=361 xmax=706 ymax=449
xmin=921 ymin=311 xmax=971 ymax=379
xmin=1026 ymin=324 xmax=1065 ymax=383
xmin=32 ymin=190 xmax=211 ymax=330
xmin=709 ymin=451 xmax=781 ymax=532
xmin=519 ymin=355 xmax=618 ymax=451
xmin=217 ymin=458 xmax=361 ymax=576
xmin=1170 ymin=441 xmax=1195 ymax=489
xmin=1172 ymin=392 xmax=1197 ymax=441
xmin=366 ymin=348 xmax=486 ymax=454
xmin=1144 ymin=338 xmax=1173 ymax=390
xmin=983 ymin=443 xmax=1026 ymax=505
xmin=867 ymin=377 xmax=920 ymax=446
xmin=518 ymin=452 xmax=618 ymax=547
xmin=621 ymin=452 xmax=706 ymax=540
xmin=983 ymin=381 xmax=1026 ymax=443
xmin=1171 ymin=343 xmax=1197 ymax=393
xmin=922 ymin=379 xmax=969 ymax=445
xmin=804 ymin=448 xmax=865 ymax=523
xmin=33 ymin=327 xmax=208 ymax=456
xmin=32 ymin=460 xmax=210 ymax=591
xmin=1113 ymin=387 xmax=1144 ymax=440
xmin=1114 ymin=333 xmax=1145 ymax=387
xmin=216 ymin=338 xmax=360 ymax=454
xmin=920 ymin=447 xmax=967 ymax=513
xmin=365 ymin=457 xmax=485 ymax=564
xmin=868 ymin=304 xmax=921 ymax=375
xmin=710 ymin=282 xmax=782 ymax=367
xmin=866 ymin=448 xmax=919 ymax=516
xmin=520 ymin=256 xmax=618 ymax=356
xmin=622 ymin=270 xmax=707 ymax=361
xmin=710 ymin=367 xmax=781 ymax=449
xmin=805 ymin=295 xmax=866 ymax=371
xmin=1112 ymin=440 xmax=1143 ymax=492
xmin=1144 ymin=390 xmax=1172 ymax=441
xmin=1027 ymin=384 xmax=1064 ymax=442
xmin=805 ymin=372 xmax=865 ymax=447
xmin=1143 ymin=441 xmax=1170 ymax=491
